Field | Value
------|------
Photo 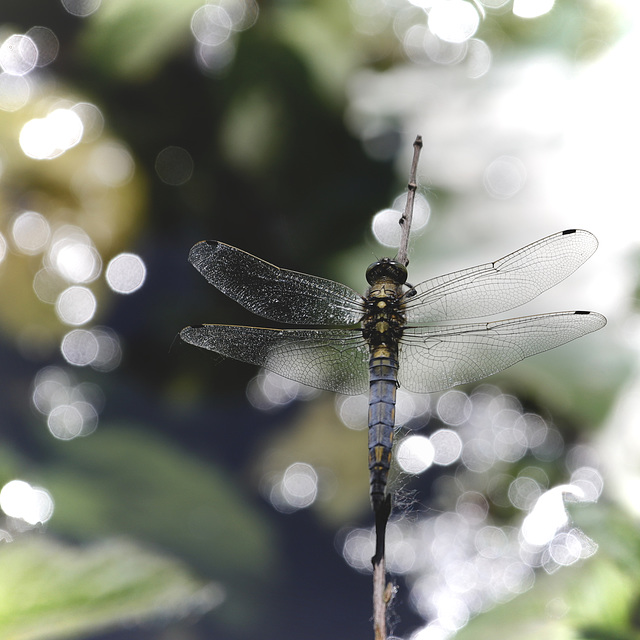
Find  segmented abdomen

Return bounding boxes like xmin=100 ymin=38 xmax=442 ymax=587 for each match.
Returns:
xmin=368 ymin=346 xmax=399 ymax=512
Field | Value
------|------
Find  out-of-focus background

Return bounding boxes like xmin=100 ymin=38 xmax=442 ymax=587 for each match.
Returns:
xmin=0 ymin=1 xmax=638 ymax=639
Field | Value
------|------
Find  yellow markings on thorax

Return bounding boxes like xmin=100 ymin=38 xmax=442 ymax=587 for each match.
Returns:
xmin=370 ymin=343 xmax=394 ymax=359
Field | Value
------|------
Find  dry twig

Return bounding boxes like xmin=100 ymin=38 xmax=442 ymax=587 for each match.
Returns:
xmin=371 ymin=135 xmax=423 ymax=639
xmin=396 ymin=135 xmax=423 ymax=267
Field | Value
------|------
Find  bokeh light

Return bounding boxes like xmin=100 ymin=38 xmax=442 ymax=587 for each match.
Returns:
xmin=371 ymin=209 xmax=403 ymax=247
xmin=191 ymin=0 xmax=259 ymax=73
xmin=0 ymin=480 xmax=54 ymax=525
xmin=0 ymin=34 xmax=38 ymax=76
xmin=392 ymin=193 xmax=431 ymax=229
xmin=265 ymin=462 xmax=319 ymax=512
xmin=520 ymin=485 xmax=583 ymax=547
xmin=49 ymin=226 xmax=102 ymax=283
xmin=55 ymin=286 xmax=97 ymax=325
xmin=0 ymin=73 xmax=31 ymax=111
xmin=105 ymin=253 xmax=146 ymax=293
xmin=371 ymin=193 xmax=430 ymax=247
xmin=436 ymin=390 xmax=471 ymax=426
xmin=508 ymin=475 xmax=542 ymax=510
xmin=195 ymin=39 xmax=237 ymax=73
xmin=26 ymin=26 xmax=60 ymax=67
xmin=191 ymin=5 xmax=234 ymax=46
xmin=430 ymin=429 xmax=462 ymax=465
xmin=88 ymin=143 xmax=135 ymax=186
xmin=47 ymin=402 xmax=98 ymax=440
xmin=192 ymin=0 xmax=259 ymax=39
xmin=60 ymin=0 xmax=102 ymax=18
xmin=342 ymin=527 xmax=376 ymax=573
xmin=335 ymin=394 xmax=369 ymax=430
xmin=465 ymin=38 xmax=491 ymax=78
xmin=20 ymin=109 xmax=84 ymax=160
xmin=12 ymin=211 xmax=50 ymax=255
xmin=569 ymin=465 xmax=603 ymax=502
xmin=397 ymin=435 xmax=435 ymax=474
xmin=88 ymin=327 xmax=123 ymax=372
xmin=155 ymin=146 xmax=194 ymax=186
xmin=428 ymin=0 xmax=480 ymax=44
xmin=280 ymin=462 xmax=319 ymax=509
xmin=61 ymin=329 xmax=100 ymax=366
xmin=480 ymin=0 xmax=509 ymax=7
xmin=71 ymin=102 xmax=104 ymax=142
xmin=246 ymin=370 xmax=318 ymax=410
xmin=404 ymin=23 xmax=467 ymax=66
xmin=32 ymin=366 xmax=102 ymax=439
xmin=513 ymin=0 xmax=555 ymax=19
xmin=33 ymin=267 xmax=66 ymax=304
xmin=386 ymin=522 xmax=417 ymax=574
xmin=483 ymin=155 xmax=527 ymax=199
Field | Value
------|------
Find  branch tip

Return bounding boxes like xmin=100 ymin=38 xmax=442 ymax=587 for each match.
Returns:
xmin=396 ymin=135 xmax=423 ymax=266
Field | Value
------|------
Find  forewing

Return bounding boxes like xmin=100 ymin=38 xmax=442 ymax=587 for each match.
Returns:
xmin=397 ymin=311 xmax=606 ymax=393
xmin=189 ymin=241 xmax=364 ymax=325
xmin=180 ymin=324 xmax=369 ymax=395
xmin=404 ymin=229 xmax=598 ymax=323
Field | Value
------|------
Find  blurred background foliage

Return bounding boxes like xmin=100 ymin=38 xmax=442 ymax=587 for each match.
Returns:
xmin=0 ymin=0 xmax=638 ymax=639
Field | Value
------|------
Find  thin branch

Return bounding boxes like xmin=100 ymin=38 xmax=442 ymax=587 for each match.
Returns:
xmin=396 ymin=135 xmax=423 ymax=267
xmin=372 ymin=136 xmax=423 ymax=640
xmin=372 ymin=496 xmax=391 ymax=640
xmin=373 ymin=556 xmax=387 ymax=640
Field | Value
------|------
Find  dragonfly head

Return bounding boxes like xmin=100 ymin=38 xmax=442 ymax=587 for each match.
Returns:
xmin=366 ymin=259 xmax=408 ymax=285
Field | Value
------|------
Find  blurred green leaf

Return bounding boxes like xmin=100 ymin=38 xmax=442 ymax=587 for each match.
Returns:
xmin=572 ymin=500 xmax=640 ymax=584
xmin=253 ymin=395 xmax=370 ymax=524
xmin=80 ymin=0 xmax=201 ymax=78
xmin=43 ymin=425 xmax=277 ymax=628
xmin=456 ymin=502 xmax=640 ymax=640
xmin=45 ymin=424 xmax=275 ymax=573
xmin=0 ymin=535 xmax=218 ymax=640
xmin=455 ymin=556 xmax=635 ymax=640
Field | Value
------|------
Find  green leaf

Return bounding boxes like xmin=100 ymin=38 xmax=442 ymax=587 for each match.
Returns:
xmin=0 ymin=536 xmax=219 ymax=640
xmin=79 ymin=0 xmax=202 ymax=79
xmin=455 ymin=503 xmax=640 ymax=640
xmin=455 ymin=555 xmax=635 ymax=640
xmin=41 ymin=424 xmax=277 ymax=631
xmin=45 ymin=425 xmax=276 ymax=584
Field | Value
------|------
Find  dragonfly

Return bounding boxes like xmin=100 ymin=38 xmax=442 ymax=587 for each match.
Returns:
xmin=180 ymin=229 xmax=606 ymax=514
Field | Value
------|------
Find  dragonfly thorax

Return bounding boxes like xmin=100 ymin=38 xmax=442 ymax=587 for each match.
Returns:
xmin=366 ymin=259 xmax=408 ymax=286
xmin=363 ymin=280 xmax=406 ymax=347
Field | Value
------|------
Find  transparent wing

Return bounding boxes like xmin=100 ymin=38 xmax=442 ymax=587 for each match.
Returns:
xmin=404 ymin=229 xmax=598 ymax=323
xmin=397 ymin=311 xmax=606 ymax=393
xmin=180 ymin=324 xmax=369 ymax=395
xmin=189 ymin=241 xmax=365 ymax=325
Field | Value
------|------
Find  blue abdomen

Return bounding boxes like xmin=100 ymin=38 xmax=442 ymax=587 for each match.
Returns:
xmin=368 ymin=349 xmax=398 ymax=511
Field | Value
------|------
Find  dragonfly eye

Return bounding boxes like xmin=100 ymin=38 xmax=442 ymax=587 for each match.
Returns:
xmin=366 ymin=259 xmax=408 ymax=285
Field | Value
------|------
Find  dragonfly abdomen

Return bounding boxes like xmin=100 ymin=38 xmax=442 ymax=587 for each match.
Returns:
xmin=363 ymin=260 xmax=408 ymax=513
xmin=368 ymin=346 xmax=399 ymax=513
